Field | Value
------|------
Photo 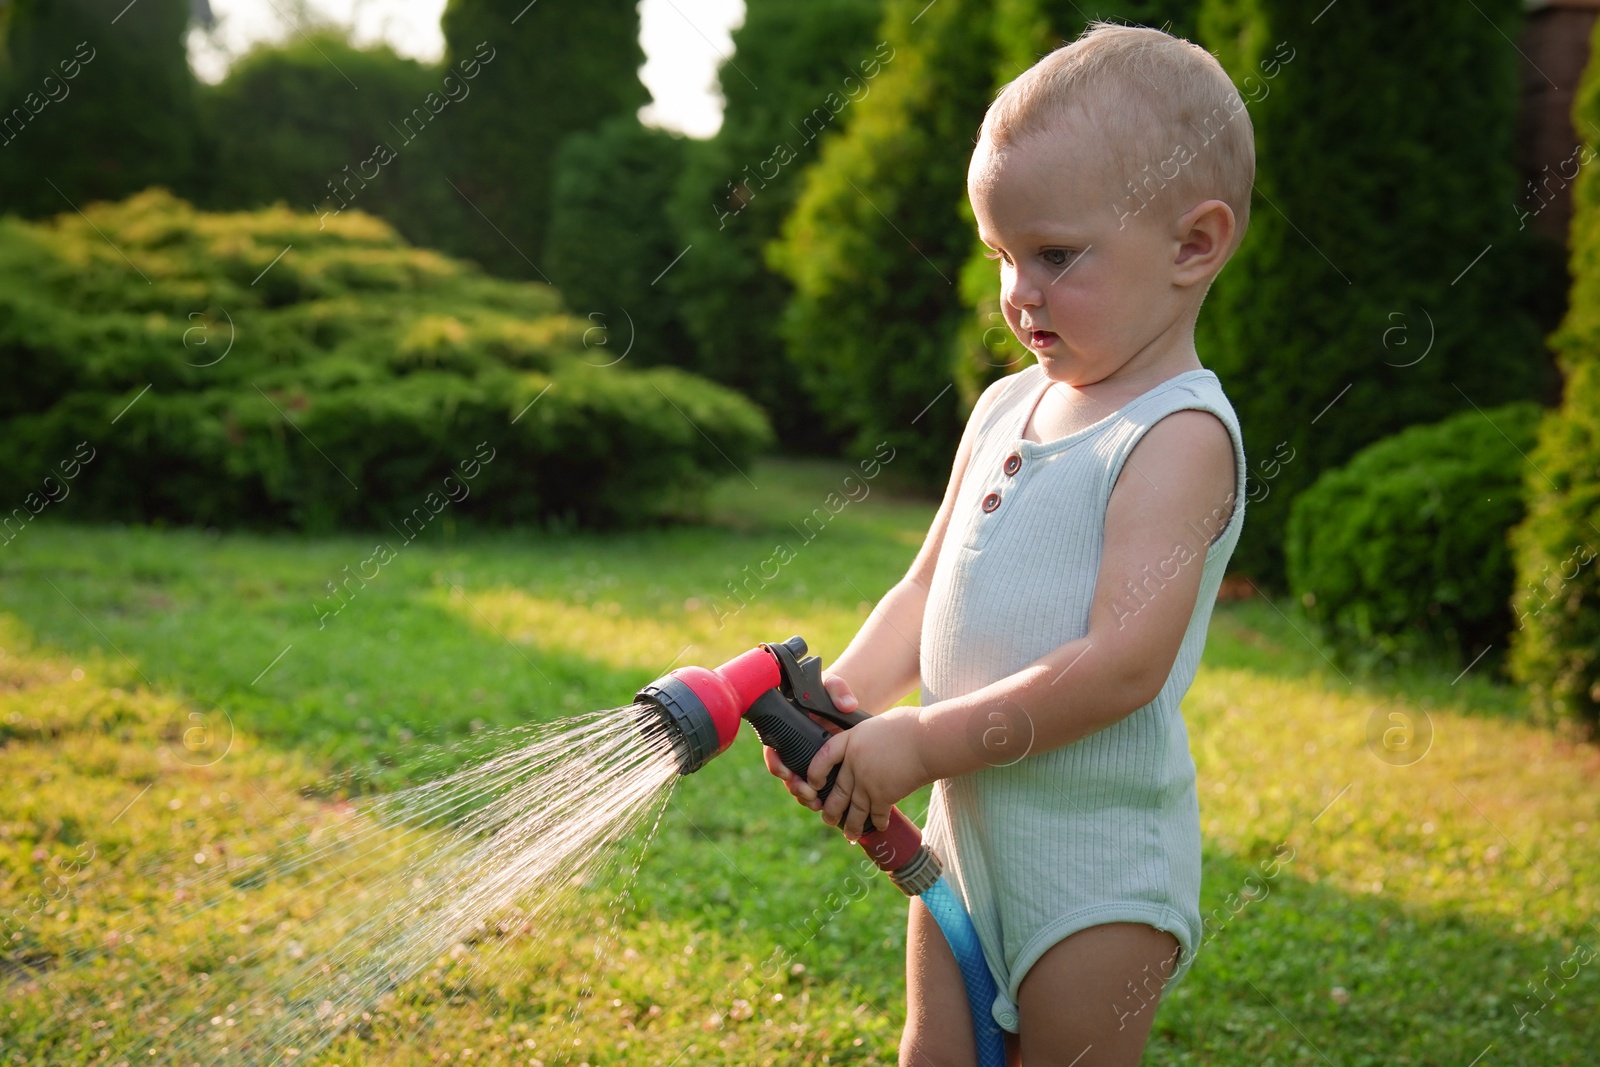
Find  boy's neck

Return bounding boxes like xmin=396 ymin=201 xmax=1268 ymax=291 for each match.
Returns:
xmin=1023 ymin=330 xmax=1204 ymax=444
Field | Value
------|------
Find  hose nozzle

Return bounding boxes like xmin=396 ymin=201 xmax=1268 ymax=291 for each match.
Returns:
xmin=634 ymin=643 xmax=784 ymax=775
xmin=633 ymin=635 xmax=940 ymax=892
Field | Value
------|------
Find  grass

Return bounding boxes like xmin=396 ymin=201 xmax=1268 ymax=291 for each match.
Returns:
xmin=1 ymin=458 xmax=1597 ymax=1065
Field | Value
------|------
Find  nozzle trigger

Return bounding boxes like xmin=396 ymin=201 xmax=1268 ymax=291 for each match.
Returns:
xmin=765 ymin=637 xmax=870 ymax=730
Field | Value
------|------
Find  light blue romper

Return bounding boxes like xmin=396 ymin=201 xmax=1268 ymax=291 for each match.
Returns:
xmin=919 ymin=363 xmax=1247 ymax=1034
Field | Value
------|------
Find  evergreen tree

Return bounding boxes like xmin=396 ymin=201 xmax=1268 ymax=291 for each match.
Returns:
xmin=0 ymin=0 xmax=199 ymax=216
xmin=1508 ymin=15 xmax=1600 ymax=735
xmin=767 ymin=0 xmax=998 ymax=482
xmin=198 ymin=33 xmax=473 ymax=254
xmin=437 ymin=0 xmax=648 ymax=278
xmin=666 ymin=0 xmax=885 ymax=448
xmin=1196 ymin=0 xmax=1552 ymax=584
xmin=546 ymin=115 xmax=697 ymax=370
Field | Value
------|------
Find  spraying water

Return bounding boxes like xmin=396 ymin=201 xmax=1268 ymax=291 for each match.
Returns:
xmin=95 ymin=702 xmax=681 ymax=1065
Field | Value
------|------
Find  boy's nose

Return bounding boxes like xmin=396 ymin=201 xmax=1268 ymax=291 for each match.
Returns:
xmin=1005 ymin=279 xmax=1043 ymax=310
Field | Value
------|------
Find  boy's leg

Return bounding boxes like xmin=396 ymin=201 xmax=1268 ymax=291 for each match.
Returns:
xmin=1015 ymin=922 xmax=1181 ymax=1066
xmin=903 ymin=897 xmax=1023 ymax=1067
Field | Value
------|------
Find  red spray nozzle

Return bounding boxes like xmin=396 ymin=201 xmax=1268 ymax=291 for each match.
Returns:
xmin=635 ymin=644 xmax=781 ymax=774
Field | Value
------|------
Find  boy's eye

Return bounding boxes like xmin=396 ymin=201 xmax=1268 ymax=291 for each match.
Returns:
xmin=1042 ymin=249 xmax=1076 ymax=267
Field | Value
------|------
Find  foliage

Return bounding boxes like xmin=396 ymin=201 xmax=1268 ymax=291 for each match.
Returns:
xmin=437 ymin=0 xmax=649 ymax=278
xmin=1509 ymin=15 xmax=1600 ymax=736
xmin=196 ymin=31 xmax=474 ymax=255
xmin=0 ymin=0 xmax=198 ymax=216
xmin=1196 ymin=0 xmax=1552 ymax=584
xmin=0 ymin=190 xmax=772 ymax=532
xmin=1285 ymin=402 xmax=1541 ymax=669
xmin=768 ymin=0 xmax=998 ymax=484
xmin=665 ymin=0 xmax=886 ymax=449
xmin=546 ymin=115 xmax=698 ymax=371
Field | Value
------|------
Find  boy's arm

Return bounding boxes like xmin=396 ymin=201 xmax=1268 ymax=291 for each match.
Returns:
xmin=810 ymin=407 xmax=1238 ymax=839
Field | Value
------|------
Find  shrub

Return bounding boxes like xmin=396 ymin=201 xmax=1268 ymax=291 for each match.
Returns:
xmin=0 ymin=190 xmax=772 ymax=533
xmin=0 ymin=0 xmax=199 ymax=217
xmin=437 ymin=0 xmax=648 ymax=277
xmin=546 ymin=116 xmax=698 ymax=371
xmin=1285 ymin=402 xmax=1542 ymax=668
xmin=664 ymin=0 xmax=884 ymax=450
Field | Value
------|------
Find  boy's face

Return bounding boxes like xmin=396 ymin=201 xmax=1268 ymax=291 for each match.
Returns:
xmin=968 ymin=113 xmax=1196 ymax=387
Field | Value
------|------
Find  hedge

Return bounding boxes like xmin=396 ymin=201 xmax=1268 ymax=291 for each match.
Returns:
xmin=1286 ymin=402 xmax=1541 ymax=668
xmin=0 ymin=190 xmax=772 ymax=533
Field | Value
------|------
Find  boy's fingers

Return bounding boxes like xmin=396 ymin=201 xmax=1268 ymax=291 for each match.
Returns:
xmin=821 ymin=766 xmax=853 ymax=827
xmin=807 ymin=734 xmax=844 ymax=792
xmin=823 ymin=675 xmax=859 ymax=711
xmin=843 ymin=802 xmax=866 ymax=841
xmin=764 ymin=747 xmax=820 ymax=805
xmin=871 ymin=802 xmax=892 ymax=835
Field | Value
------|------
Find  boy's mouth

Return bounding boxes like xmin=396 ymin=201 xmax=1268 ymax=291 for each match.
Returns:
xmin=1029 ymin=330 xmax=1058 ymax=348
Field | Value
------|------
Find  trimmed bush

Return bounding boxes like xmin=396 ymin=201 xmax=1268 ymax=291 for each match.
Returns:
xmin=1286 ymin=402 xmax=1542 ymax=667
xmin=546 ymin=116 xmax=698 ymax=371
xmin=0 ymin=190 xmax=772 ymax=533
xmin=437 ymin=0 xmax=648 ymax=277
xmin=0 ymin=0 xmax=199 ymax=216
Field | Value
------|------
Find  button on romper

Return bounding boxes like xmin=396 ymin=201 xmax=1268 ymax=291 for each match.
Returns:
xmin=919 ymin=363 xmax=1248 ymax=1034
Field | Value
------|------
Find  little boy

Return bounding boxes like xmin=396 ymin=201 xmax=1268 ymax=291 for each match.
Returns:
xmin=766 ymin=20 xmax=1252 ymax=1067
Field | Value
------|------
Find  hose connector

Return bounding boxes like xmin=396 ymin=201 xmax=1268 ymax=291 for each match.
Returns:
xmin=886 ymin=844 xmax=942 ymax=897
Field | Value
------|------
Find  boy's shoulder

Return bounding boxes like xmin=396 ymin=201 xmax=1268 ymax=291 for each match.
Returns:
xmin=970 ymin=365 xmax=1041 ymax=423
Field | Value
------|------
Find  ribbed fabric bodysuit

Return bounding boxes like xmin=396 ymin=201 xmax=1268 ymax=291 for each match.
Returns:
xmin=919 ymin=363 xmax=1247 ymax=1034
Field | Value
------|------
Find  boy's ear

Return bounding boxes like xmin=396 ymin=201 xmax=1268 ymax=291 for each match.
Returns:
xmin=1171 ymin=199 xmax=1236 ymax=287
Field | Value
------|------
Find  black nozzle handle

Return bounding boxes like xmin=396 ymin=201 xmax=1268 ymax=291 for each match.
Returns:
xmin=745 ymin=687 xmax=876 ymax=834
xmin=767 ymin=637 xmax=872 ymax=731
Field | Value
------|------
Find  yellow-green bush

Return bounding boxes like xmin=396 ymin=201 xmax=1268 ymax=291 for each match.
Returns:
xmin=0 ymin=190 xmax=772 ymax=531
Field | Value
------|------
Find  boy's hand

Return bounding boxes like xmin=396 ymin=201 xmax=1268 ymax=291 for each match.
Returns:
xmin=762 ymin=675 xmax=858 ymax=812
xmin=807 ymin=706 xmax=930 ymax=842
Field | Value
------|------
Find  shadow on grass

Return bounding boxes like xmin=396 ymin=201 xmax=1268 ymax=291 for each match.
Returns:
xmin=1152 ymin=847 xmax=1597 ymax=1065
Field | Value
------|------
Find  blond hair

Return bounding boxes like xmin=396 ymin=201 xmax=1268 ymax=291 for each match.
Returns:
xmin=977 ymin=21 xmax=1255 ymax=253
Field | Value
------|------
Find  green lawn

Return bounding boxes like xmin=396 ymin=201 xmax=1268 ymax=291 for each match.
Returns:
xmin=1 ymin=459 xmax=1596 ymax=1065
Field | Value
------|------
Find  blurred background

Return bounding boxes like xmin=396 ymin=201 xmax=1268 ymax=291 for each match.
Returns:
xmin=2 ymin=1 xmax=1600 ymax=1064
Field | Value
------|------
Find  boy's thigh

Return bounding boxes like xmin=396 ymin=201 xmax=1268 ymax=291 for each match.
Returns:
xmin=901 ymin=898 xmax=1022 ymax=1067
xmin=1016 ymin=922 xmax=1181 ymax=1066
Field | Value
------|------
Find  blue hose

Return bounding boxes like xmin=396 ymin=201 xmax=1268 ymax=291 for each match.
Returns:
xmin=919 ymin=875 xmax=1006 ymax=1067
